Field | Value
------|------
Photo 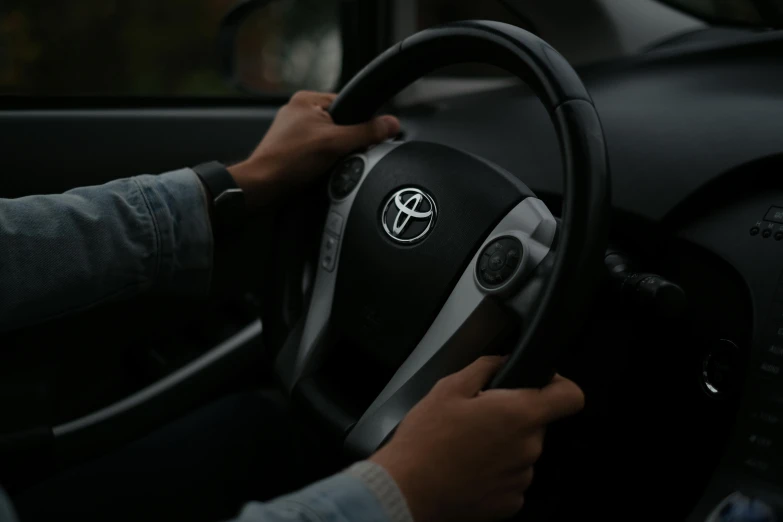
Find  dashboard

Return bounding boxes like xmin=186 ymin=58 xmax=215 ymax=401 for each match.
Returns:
xmin=396 ymin=27 xmax=783 ymax=520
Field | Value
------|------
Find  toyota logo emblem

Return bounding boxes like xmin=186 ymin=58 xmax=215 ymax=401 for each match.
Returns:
xmin=382 ymin=187 xmax=437 ymax=243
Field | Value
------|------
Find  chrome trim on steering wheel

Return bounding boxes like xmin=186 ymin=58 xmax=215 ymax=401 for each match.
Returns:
xmin=277 ymin=141 xmax=403 ymax=391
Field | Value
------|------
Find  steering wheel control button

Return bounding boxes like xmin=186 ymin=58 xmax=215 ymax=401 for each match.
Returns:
xmin=320 ymin=235 xmax=339 ymax=272
xmin=321 ymin=255 xmax=336 ymax=272
xmin=489 ymin=253 xmax=505 ymax=271
xmin=485 ymin=242 xmax=503 ymax=256
xmin=763 ymin=229 xmax=772 ymax=239
xmin=325 ymin=212 xmax=344 ymax=237
xmin=484 ymin=271 xmax=502 ymax=285
xmin=765 ymin=207 xmax=783 ymax=224
xmin=707 ymin=492 xmax=777 ymax=522
xmin=330 ymin=157 xmax=365 ymax=200
xmin=751 ymin=227 xmax=761 ymax=236
xmin=477 ymin=236 xmax=525 ymax=289
xmin=500 ymin=265 xmax=515 ymax=280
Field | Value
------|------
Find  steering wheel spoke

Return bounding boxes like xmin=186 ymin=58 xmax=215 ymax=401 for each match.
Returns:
xmin=275 ymin=142 xmax=404 ymax=389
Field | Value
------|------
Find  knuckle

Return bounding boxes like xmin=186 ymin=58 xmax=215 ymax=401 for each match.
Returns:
xmin=433 ymin=376 xmax=450 ymax=389
xmin=476 ymin=355 xmax=503 ymax=370
xmin=291 ymin=90 xmax=315 ymax=103
xmin=318 ymin=132 xmax=343 ymax=153
xmin=521 ymin=434 xmax=544 ymax=462
xmin=431 ymin=376 xmax=454 ymax=394
xmin=500 ymin=495 xmax=525 ymax=517
xmin=557 ymin=378 xmax=586 ymax=408
xmin=573 ymin=385 xmax=587 ymax=409
xmin=372 ymin=120 xmax=387 ymax=141
xmin=528 ymin=436 xmax=544 ymax=460
xmin=521 ymin=467 xmax=535 ymax=490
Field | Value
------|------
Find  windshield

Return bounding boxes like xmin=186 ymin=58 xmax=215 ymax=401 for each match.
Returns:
xmin=657 ymin=0 xmax=783 ymax=26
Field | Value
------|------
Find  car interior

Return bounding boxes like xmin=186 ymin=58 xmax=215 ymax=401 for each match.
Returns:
xmin=1 ymin=0 xmax=783 ymax=520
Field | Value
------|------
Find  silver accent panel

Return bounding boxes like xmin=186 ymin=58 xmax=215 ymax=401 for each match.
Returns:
xmin=277 ymin=141 xmax=404 ymax=390
xmin=475 ymin=198 xmax=556 ymax=295
xmin=54 ymin=319 xmax=263 ymax=438
xmin=344 ymin=197 xmax=556 ymax=455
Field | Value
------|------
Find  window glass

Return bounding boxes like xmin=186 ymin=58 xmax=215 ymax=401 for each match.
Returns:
xmin=418 ymin=0 xmax=533 ymax=31
xmin=0 ymin=0 xmax=342 ymax=97
xmin=234 ymin=0 xmax=342 ymax=94
xmin=416 ymin=0 xmax=532 ymax=77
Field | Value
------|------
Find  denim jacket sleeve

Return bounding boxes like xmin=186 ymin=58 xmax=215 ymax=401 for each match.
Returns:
xmin=233 ymin=462 xmax=412 ymax=522
xmin=0 ymin=168 xmax=213 ymax=333
xmin=0 ymin=462 xmax=412 ymax=522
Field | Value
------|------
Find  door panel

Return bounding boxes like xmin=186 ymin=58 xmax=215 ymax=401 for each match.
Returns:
xmin=0 ymin=107 xmax=277 ymax=197
xmin=0 ymin=105 xmax=284 ymax=483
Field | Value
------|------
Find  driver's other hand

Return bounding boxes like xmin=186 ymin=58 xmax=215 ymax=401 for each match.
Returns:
xmin=227 ymin=90 xmax=400 ymax=209
xmin=370 ymin=356 xmax=585 ymax=522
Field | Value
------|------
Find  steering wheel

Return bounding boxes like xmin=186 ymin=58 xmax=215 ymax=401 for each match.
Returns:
xmin=275 ymin=21 xmax=610 ymax=457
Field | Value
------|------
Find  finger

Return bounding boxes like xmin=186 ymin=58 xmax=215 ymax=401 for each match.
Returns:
xmin=290 ymin=90 xmax=337 ymax=109
xmin=517 ymin=430 xmax=545 ymax=466
xmin=534 ymin=374 xmax=585 ymax=424
xmin=328 ymin=115 xmax=401 ymax=154
xmin=479 ymin=377 xmax=583 ymax=426
xmin=440 ymin=356 xmax=507 ymax=396
xmin=516 ymin=466 xmax=535 ymax=492
xmin=493 ymin=493 xmax=526 ymax=519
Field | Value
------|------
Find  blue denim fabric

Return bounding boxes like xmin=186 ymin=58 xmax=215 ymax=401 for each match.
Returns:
xmin=0 ymin=171 xmax=406 ymax=522
xmin=236 ymin=467 xmax=401 ymax=522
xmin=0 ymin=169 xmax=213 ymax=333
xmin=0 ymin=465 xmax=404 ymax=522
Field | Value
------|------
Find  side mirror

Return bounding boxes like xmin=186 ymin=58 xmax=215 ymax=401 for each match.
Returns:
xmin=219 ymin=0 xmax=343 ymax=95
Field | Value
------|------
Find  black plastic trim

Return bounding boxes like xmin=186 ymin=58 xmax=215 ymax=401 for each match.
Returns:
xmin=0 ymin=96 xmax=289 ymax=110
xmin=52 ymin=320 xmax=263 ymax=467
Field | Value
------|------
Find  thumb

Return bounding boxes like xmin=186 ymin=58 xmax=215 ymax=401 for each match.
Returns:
xmin=330 ymin=115 xmax=401 ymax=154
xmin=442 ymin=356 xmax=507 ymax=397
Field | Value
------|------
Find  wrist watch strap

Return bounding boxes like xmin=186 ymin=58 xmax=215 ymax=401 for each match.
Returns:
xmin=192 ymin=161 xmax=245 ymax=236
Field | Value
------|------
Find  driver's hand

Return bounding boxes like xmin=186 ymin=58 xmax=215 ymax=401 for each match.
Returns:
xmin=370 ymin=356 xmax=585 ymax=522
xmin=228 ymin=90 xmax=400 ymax=209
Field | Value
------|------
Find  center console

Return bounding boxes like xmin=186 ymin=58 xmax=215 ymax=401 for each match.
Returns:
xmin=684 ymin=198 xmax=783 ymax=521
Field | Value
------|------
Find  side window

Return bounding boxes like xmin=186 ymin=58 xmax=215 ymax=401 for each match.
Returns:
xmin=0 ymin=0 xmax=342 ymax=97
xmin=415 ymin=0 xmax=532 ymax=77
xmin=418 ymin=0 xmax=533 ymax=32
xmin=234 ymin=0 xmax=342 ymax=94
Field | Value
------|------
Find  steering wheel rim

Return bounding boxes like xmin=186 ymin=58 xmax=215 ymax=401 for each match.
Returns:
xmin=276 ymin=20 xmax=610 ymax=456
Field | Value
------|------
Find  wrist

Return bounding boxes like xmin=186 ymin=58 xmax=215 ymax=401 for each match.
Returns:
xmin=227 ymin=158 xmax=279 ymax=210
xmin=192 ymin=161 xmax=245 ymax=236
xmin=348 ymin=461 xmax=415 ymax=522
xmin=370 ymin=450 xmax=432 ymax=522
